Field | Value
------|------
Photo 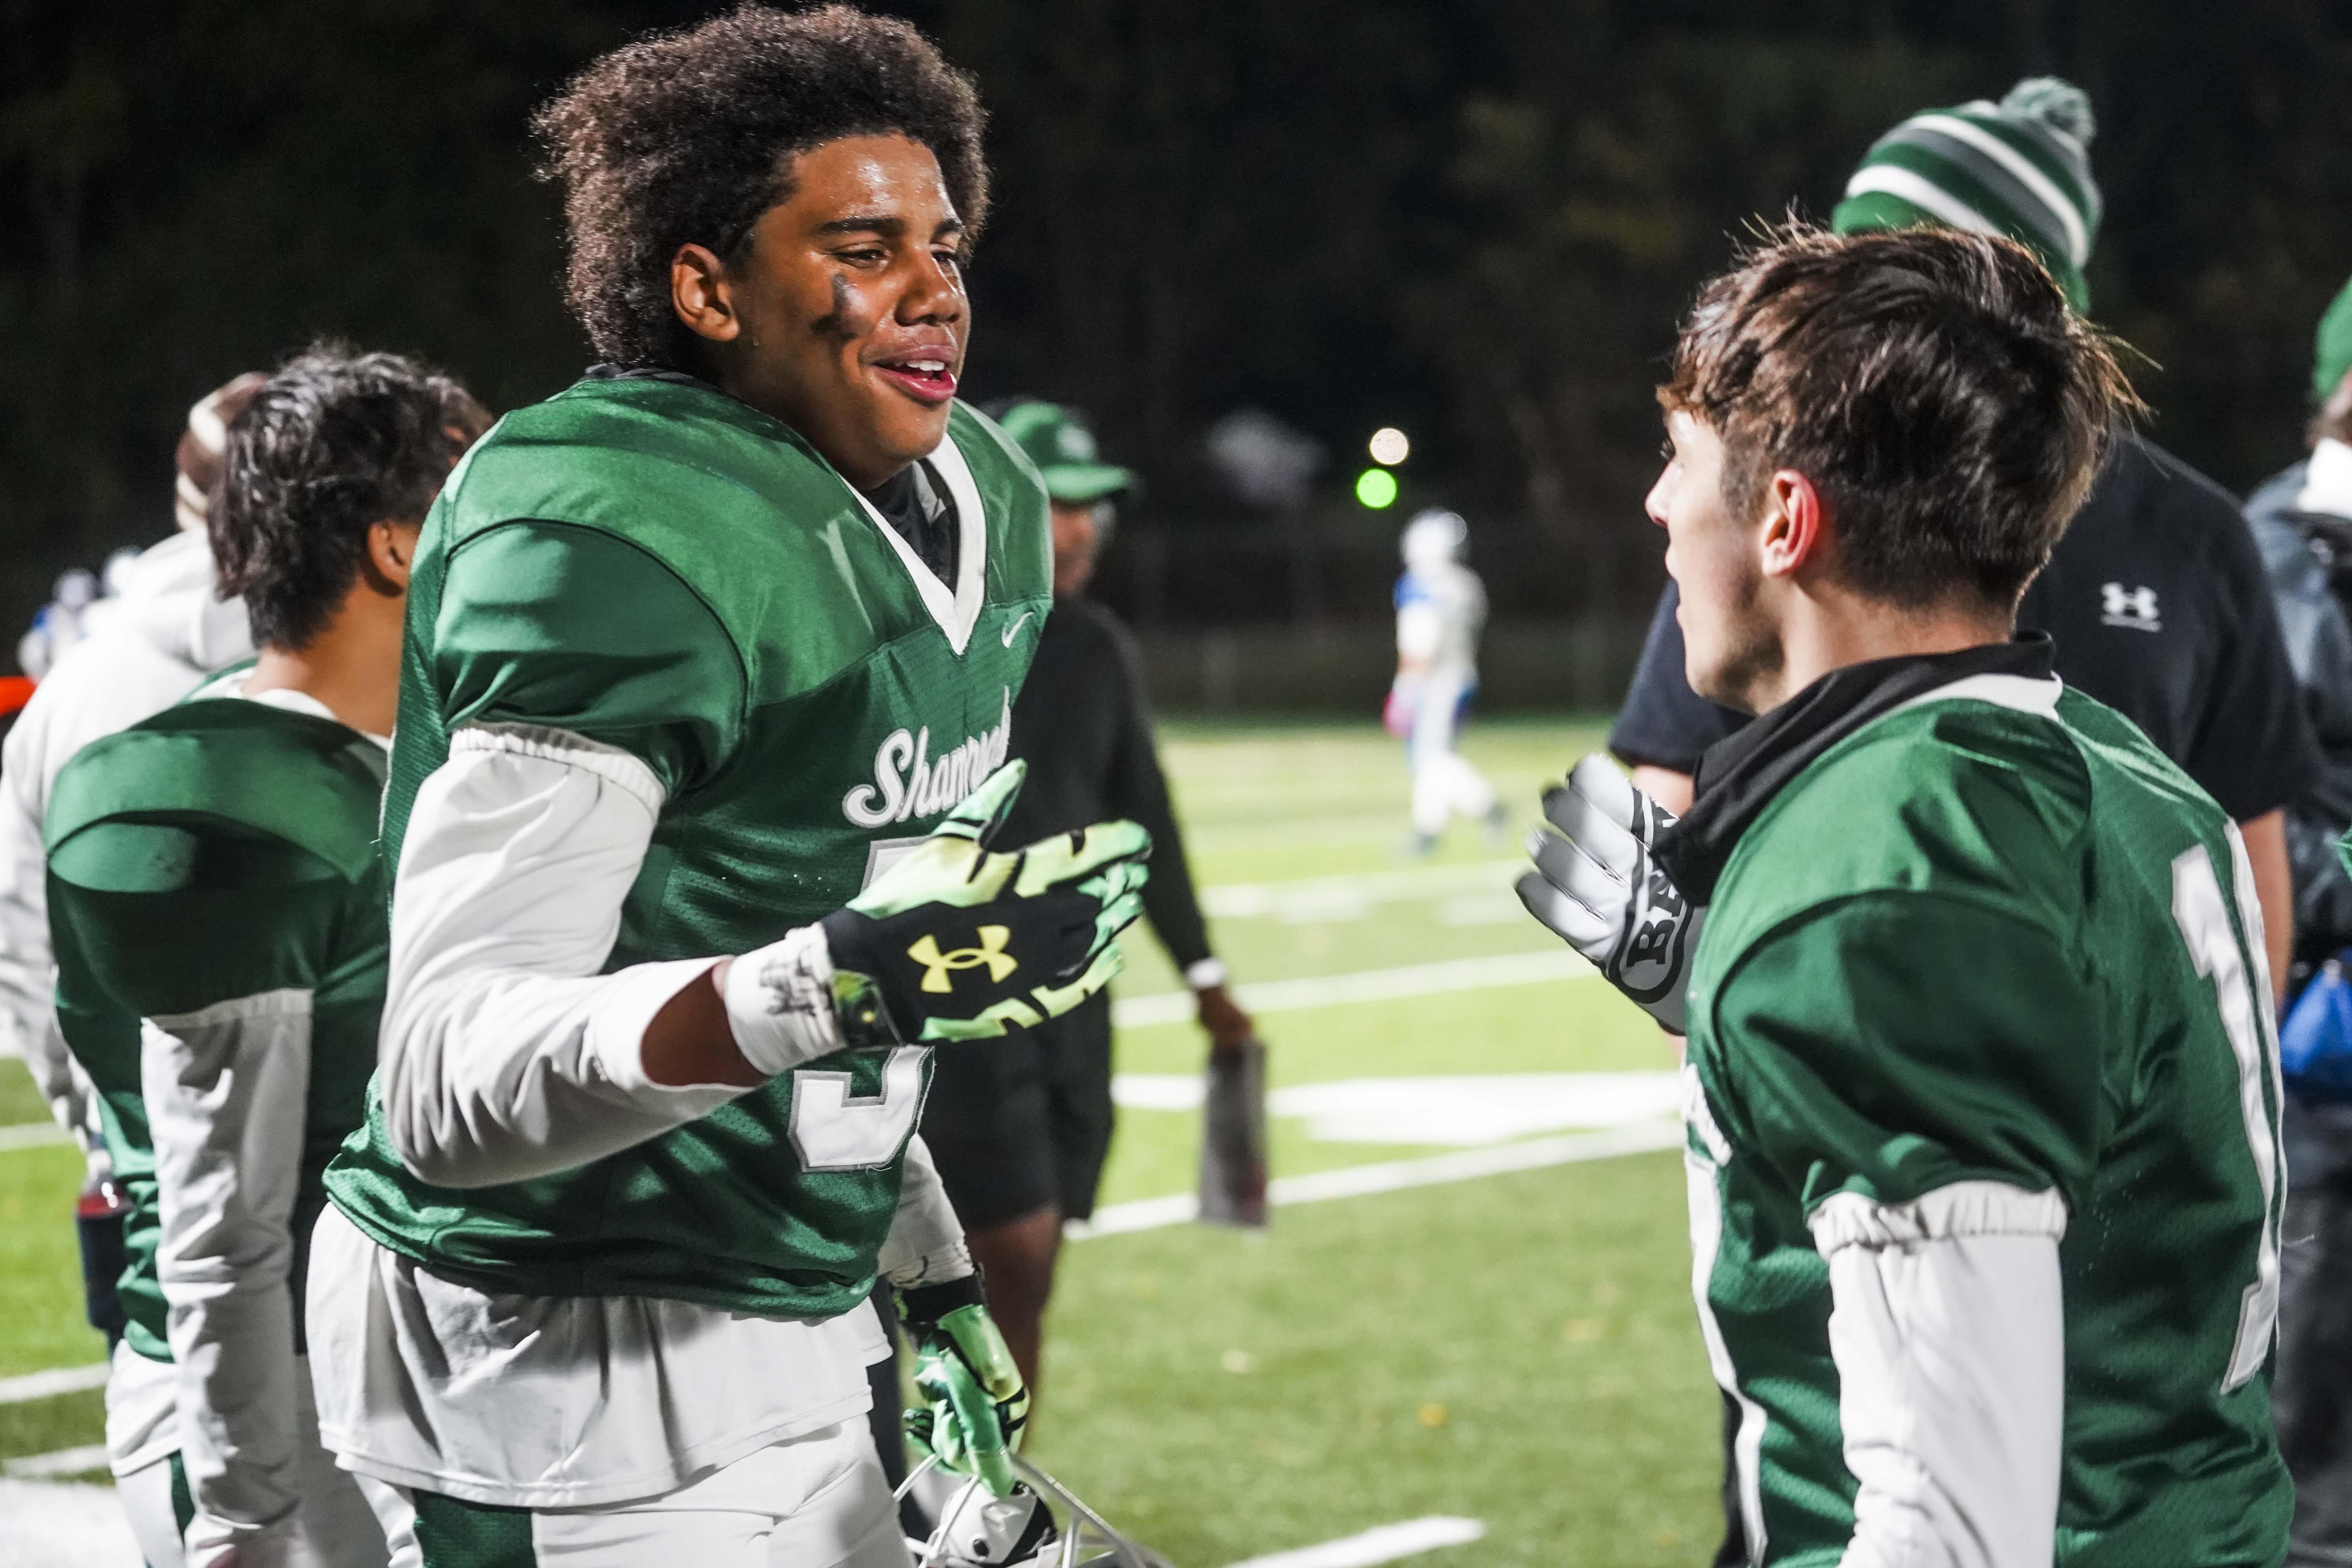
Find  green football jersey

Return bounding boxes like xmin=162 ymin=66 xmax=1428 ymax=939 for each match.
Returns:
xmin=46 ymin=697 xmax=390 ymax=1363
xmin=1684 ymin=682 xmax=2290 ymax=1566
xmin=323 ymin=374 xmax=1051 ymax=1319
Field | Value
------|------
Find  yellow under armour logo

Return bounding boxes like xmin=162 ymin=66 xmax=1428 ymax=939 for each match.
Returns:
xmin=909 ymin=927 xmax=1018 ymax=993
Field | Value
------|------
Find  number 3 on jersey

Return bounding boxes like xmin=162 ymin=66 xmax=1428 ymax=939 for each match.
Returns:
xmin=2171 ymin=837 xmax=2287 ymax=1393
xmin=789 ymin=1045 xmax=931 ymax=1171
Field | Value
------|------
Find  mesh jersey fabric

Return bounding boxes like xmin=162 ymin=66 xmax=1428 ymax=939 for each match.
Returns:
xmin=45 ymin=697 xmax=389 ymax=1361
xmin=1683 ymin=677 xmax=2291 ymax=1564
xmin=324 ymin=375 xmax=1051 ymax=1319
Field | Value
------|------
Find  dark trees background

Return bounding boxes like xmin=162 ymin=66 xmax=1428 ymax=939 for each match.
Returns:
xmin=4 ymin=0 xmax=2350 ymax=644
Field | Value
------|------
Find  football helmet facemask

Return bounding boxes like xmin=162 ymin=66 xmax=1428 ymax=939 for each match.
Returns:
xmin=901 ymin=1455 xmax=1169 ymax=1568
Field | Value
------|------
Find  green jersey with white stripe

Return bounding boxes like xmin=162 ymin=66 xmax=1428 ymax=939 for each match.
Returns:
xmin=323 ymin=374 xmax=1051 ymax=1319
xmin=1682 ymin=678 xmax=2291 ymax=1566
xmin=46 ymin=697 xmax=390 ymax=1363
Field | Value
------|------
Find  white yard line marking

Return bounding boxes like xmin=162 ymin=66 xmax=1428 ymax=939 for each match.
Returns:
xmin=0 ymin=1364 xmax=109 ymax=1405
xmin=1112 ymin=1071 xmax=1682 ymax=1146
xmin=1222 ymin=1515 xmax=1486 ymax=1568
xmin=1112 ymin=949 xmax=1590 ymax=1029
xmin=1200 ymin=860 xmax=1521 ymax=919
xmin=1067 ymin=1121 xmax=1681 ymax=1240
xmin=0 ymin=1121 xmax=70 ymax=1153
xmin=3 ymin=1444 xmax=112 ymax=1480
xmin=1069 ymin=1193 xmax=1201 ymax=1238
xmin=1185 ymin=813 xmax=1414 ymax=851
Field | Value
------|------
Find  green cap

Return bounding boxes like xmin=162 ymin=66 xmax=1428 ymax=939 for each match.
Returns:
xmin=2315 ymin=275 xmax=2352 ymax=404
xmin=1831 ymin=76 xmax=2102 ymax=312
xmin=996 ymin=401 xmax=1137 ymax=505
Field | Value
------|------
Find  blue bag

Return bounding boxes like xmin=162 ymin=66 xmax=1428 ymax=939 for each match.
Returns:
xmin=2281 ymin=954 xmax=2352 ymax=1102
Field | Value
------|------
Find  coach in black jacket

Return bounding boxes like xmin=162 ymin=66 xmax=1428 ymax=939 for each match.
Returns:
xmin=919 ymin=401 xmax=1252 ymax=1392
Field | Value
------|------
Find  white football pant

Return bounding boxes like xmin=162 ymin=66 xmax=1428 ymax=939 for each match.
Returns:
xmin=1408 ymin=671 xmax=1495 ymax=836
xmin=355 ymin=1419 xmax=911 ymax=1567
xmin=116 ymin=1357 xmax=387 ymax=1568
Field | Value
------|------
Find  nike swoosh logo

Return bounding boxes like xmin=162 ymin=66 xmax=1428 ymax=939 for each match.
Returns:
xmin=1002 ymin=612 xmax=1034 ymax=647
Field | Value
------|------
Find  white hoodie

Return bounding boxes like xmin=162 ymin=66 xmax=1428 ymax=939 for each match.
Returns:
xmin=0 ymin=530 xmax=254 ymax=1137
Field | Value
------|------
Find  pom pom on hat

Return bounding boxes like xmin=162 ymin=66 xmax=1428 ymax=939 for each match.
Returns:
xmin=2000 ymin=76 xmax=2096 ymax=147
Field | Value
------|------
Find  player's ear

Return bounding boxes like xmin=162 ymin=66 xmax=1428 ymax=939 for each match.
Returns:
xmin=672 ymin=243 xmax=742 ymax=345
xmin=366 ymin=520 xmax=421 ymax=594
xmin=1759 ymin=469 xmax=1829 ymax=581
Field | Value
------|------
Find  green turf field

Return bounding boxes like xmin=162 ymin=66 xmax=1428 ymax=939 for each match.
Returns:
xmin=0 ymin=716 xmax=1722 ymax=1565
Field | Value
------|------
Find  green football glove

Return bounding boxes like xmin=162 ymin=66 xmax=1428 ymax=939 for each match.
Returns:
xmin=822 ymin=761 xmax=1151 ymax=1047
xmin=901 ymin=1279 xmax=1030 ymax=1498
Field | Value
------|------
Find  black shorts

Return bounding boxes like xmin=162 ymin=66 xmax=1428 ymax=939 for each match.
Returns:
xmin=919 ymin=989 xmax=1115 ymax=1229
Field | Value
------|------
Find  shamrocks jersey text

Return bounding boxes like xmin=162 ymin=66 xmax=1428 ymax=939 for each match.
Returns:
xmin=324 ymin=376 xmax=1051 ymax=1319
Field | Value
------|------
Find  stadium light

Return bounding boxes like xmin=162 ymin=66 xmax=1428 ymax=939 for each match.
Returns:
xmin=1355 ymin=467 xmax=1399 ymax=508
xmin=1368 ymin=426 xmax=1410 ymax=466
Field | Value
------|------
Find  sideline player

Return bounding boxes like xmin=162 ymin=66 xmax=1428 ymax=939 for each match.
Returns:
xmin=0 ymin=374 xmax=488 ymax=1356
xmin=1522 ymin=225 xmax=2290 ymax=1561
xmin=2247 ymin=270 xmax=2352 ymax=1561
xmin=1611 ymin=81 xmax=2318 ymax=1565
xmin=0 ymin=375 xmax=264 ymax=1174
xmin=47 ymin=347 xmax=477 ymax=1568
xmin=1608 ymin=77 xmax=2317 ymax=998
xmin=307 ymin=10 xmax=1149 ymax=1562
xmin=919 ymin=400 xmax=1254 ymax=1390
xmin=1 ymin=374 xmax=265 ymax=1360
xmin=1386 ymin=508 xmax=1504 ymax=854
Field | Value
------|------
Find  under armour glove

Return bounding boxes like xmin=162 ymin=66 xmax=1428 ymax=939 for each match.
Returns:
xmin=1516 ymin=754 xmax=1704 ymax=1032
xmin=902 ymin=1278 xmax=1030 ymax=1499
xmin=820 ymin=761 xmax=1151 ymax=1048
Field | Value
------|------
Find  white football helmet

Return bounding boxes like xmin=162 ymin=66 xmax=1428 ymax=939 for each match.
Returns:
xmin=1400 ymin=508 xmax=1468 ymax=569
xmin=902 ymin=1454 xmax=1169 ymax=1568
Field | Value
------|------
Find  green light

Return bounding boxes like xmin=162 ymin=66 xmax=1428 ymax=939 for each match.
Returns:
xmin=1356 ymin=468 xmax=1399 ymax=508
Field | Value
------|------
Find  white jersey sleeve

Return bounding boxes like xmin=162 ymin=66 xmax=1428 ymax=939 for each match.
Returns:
xmin=377 ymin=722 xmax=844 ymax=1189
xmin=145 ymin=990 xmax=314 ymax=1564
xmin=878 ymin=1134 xmax=971 ymax=1289
xmin=1811 ymin=1183 xmax=2067 ymax=1568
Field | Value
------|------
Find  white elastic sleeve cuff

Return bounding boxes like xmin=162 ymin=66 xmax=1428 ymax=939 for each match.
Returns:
xmin=879 ymin=1134 xmax=973 ymax=1289
xmin=722 ymin=924 xmax=846 ymax=1077
xmin=1812 ymin=1182 xmax=2067 ymax=1568
xmin=379 ymin=724 xmax=753 ymax=1189
xmin=145 ymin=991 xmax=310 ymax=1556
xmin=1184 ymin=958 xmax=1229 ymax=990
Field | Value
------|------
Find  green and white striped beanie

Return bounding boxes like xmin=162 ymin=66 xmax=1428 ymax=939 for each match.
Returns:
xmin=1831 ymin=77 xmax=2102 ymax=311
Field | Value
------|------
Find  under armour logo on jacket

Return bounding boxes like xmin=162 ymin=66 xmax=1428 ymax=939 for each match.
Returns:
xmin=2101 ymin=582 xmax=2161 ymax=631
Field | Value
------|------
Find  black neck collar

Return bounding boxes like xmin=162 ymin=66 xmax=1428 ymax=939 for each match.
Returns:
xmin=1653 ymin=635 xmax=2055 ymax=905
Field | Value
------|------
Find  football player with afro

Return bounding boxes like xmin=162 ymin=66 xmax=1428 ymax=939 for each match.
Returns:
xmin=1521 ymin=225 xmax=2291 ymax=1563
xmin=305 ymin=7 xmax=1149 ymax=1564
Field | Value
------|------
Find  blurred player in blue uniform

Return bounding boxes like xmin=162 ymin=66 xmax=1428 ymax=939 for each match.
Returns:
xmin=1386 ymin=509 xmax=1504 ymax=855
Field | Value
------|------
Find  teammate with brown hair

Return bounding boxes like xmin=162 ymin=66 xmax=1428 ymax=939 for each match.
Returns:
xmin=1523 ymin=225 xmax=2290 ymax=1564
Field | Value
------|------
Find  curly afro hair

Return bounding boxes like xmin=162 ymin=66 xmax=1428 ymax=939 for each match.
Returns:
xmin=534 ymin=4 xmax=990 ymax=370
xmin=213 ymin=345 xmax=481 ymax=650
